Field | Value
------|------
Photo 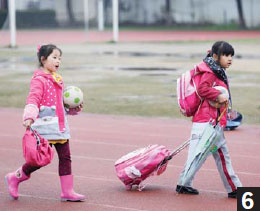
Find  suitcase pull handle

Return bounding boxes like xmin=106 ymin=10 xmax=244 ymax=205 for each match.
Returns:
xmin=160 ymin=139 xmax=190 ymax=165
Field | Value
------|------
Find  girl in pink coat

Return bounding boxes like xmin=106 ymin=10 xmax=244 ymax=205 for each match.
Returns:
xmin=5 ymin=44 xmax=86 ymax=202
xmin=176 ymin=41 xmax=242 ymax=198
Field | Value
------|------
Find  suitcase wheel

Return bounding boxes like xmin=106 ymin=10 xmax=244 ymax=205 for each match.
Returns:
xmin=125 ymin=184 xmax=132 ymax=190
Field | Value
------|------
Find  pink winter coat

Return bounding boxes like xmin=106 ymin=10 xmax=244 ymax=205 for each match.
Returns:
xmin=192 ymin=62 xmax=228 ymax=127
xmin=24 ymin=69 xmax=66 ymax=132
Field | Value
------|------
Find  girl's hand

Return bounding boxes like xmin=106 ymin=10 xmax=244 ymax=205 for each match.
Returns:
xmin=67 ymin=103 xmax=83 ymax=115
xmin=23 ymin=119 xmax=33 ymax=128
xmin=209 ymin=101 xmax=225 ymax=109
xmin=74 ymin=103 xmax=83 ymax=112
xmin=209 ymin=94 xmax=228 ymax=108
xmin=217 ymin=93 xmax=228 ymax=104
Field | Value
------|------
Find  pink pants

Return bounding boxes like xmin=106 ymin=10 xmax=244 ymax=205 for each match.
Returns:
xmin=22 ymin=141 xmax=71 ymax=176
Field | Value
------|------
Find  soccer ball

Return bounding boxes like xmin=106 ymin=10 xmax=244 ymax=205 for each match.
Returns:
xmin=63 ymin=86 xmax=83 ymax=108
xmin=209 ymin=86 xmax=229 ymax=108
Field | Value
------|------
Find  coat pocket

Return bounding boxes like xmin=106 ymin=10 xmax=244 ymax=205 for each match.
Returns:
xmin=31 ymin=116 xmax=60 ymax=135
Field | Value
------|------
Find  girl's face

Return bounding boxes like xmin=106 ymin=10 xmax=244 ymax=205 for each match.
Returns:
xmin=41 ymin=49 xmax=61 ymax=73
xmin=218 ymin=54 xmax=233 ymax=69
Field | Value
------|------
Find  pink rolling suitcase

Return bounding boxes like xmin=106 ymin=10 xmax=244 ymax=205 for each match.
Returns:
xmin=115 ymin=140 xmax=189 ymax=191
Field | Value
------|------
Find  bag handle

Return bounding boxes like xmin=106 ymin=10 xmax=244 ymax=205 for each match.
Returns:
xmin=215 ymin=103 xmax=228 ymax=126
xmin=29 ymin=126 xmax=40 ymax=146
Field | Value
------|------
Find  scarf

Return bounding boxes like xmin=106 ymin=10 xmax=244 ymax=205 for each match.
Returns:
xmin=203 ymin=56 xmax=228 ymax=85
xmin=51 ymin=72 xmax=63 ymax=84
xmin=203 ymin=56 xmax=232 ymax=108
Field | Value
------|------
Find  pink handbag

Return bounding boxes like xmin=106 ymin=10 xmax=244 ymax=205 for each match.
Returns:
xmin=22 ymin=127 xmax=54 ymax=167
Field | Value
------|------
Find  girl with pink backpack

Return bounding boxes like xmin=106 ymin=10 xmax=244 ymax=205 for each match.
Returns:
xmin=176 ymin=41 xmax=242 ymax=198
xmin=5 ymin=44 xmax=86 ymax=202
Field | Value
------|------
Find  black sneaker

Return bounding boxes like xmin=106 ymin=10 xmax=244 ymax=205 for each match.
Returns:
xmin=228 ymin=190 xmax=237 ymax=198
xmin=176 ymin=185 xmax=199 ymax=195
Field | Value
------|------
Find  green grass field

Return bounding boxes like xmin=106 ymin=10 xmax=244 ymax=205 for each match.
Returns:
xmin=0 ymin=40 xmax=259 ymax=124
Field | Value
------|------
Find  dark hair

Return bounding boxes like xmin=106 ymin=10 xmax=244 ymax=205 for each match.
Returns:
xmin=210 ymin=41 xmax=234 ymax=59
xmin=37 ymin=44 xmax=62 ymax=67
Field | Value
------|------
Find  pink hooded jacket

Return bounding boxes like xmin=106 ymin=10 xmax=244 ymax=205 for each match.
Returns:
xmin=23 ymin=69 xmax=66 ymax=132
xmin=192 ymin=62 xmax=228 ymax=127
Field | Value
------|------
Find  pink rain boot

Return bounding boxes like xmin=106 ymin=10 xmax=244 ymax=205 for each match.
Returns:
xmin=60 ymin=175 xmax=86 ymax=202
xmin=5 ymin=167 xmax=30 ymax=200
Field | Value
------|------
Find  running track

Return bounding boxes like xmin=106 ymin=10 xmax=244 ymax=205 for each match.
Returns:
xmin=1 ymin=30 xmax=260 ymax=46
xmin=0 ymin=108 xmax=259 ymax=211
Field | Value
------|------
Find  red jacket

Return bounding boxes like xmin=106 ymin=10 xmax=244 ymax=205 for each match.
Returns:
xmin=192 ymin=62 xmax=228 ymax=127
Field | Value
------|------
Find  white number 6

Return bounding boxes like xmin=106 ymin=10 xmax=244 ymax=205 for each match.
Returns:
xmin=242 ymin=192 xmax=254 ymax=209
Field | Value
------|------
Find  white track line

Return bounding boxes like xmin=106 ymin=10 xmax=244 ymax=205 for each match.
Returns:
xmin=1 ymin=167 xmax=258 ymax=196
xmin=0 ymin=192 xmax=148 ymax=211
xmin=1 ymin=169 xmax=228 ymax=196
xmin=1 ymin=151 xmax=260 ymax=178
xmin=72 ymin=155 xmax=260 ymax=177
xmin=74 ymin=139 xmax=140 ymax=148
xmin=1 ymin=132 xmax=260 ymax=147
xmin=1 ymin=141 xmax=259 ymax=160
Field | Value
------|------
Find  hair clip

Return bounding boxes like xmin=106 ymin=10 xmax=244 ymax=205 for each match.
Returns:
xmin=207 ymin=50 xmax=212 ymax=54
xmin=37 ymin=45 xmax=41 ymax=53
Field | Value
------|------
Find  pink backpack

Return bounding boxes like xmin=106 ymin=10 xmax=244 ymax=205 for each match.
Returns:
xmin=177 ymin=66 xmax=203 ymax=117
xmin=115 ymin=140 xmax=190 ymax=191
xmin=115 ymin=145 xmax=171 ymax=190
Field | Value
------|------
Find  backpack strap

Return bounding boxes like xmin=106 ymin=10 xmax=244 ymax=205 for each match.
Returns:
xmin=192 ymin=65 xmax=203 ymax=115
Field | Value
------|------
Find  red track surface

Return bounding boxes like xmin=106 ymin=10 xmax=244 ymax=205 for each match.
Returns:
xmin=1 ymin=30 xmax=260 ymax=46
xmin=0 ymin=108 xmax=259 ymax=211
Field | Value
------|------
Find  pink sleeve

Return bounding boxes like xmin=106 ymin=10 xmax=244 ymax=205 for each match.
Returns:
xmin=23 ymin=104 xmax=39 ymax=122
xmin=23 ymin=77 xmax=44 ymax=122
xmin=26 ymin=77 xmax=44 ymax=105
xmin=197 ymin=72 xmax=221 ymax=101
